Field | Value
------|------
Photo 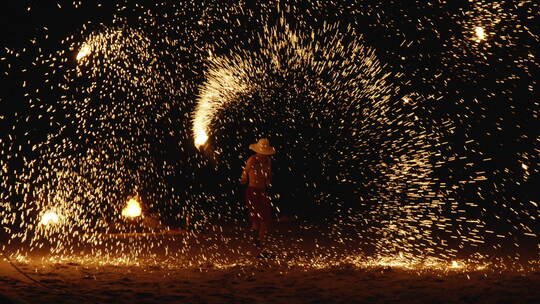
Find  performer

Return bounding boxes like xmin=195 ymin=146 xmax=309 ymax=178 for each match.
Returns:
xmin=240 ymin=138 xmax=276 ymax=245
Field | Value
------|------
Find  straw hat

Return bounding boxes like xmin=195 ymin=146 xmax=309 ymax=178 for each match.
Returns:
xmin=249 ymin=138 xmax=276 ymax=155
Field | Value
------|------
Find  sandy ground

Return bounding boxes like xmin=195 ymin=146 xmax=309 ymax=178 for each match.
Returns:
xmin=1 ymin=257 xmax=539 ymax=304
xmin=1 ymin=224 xmax=539 ymax=304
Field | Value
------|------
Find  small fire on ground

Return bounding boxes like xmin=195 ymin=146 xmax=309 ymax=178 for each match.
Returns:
xmin=122 ymin=197 xmax=142 ymax=218
xmin=39 ymin=211 xmax=60 ymax=226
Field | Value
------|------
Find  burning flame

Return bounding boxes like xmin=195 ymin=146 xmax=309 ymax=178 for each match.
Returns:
xmin=474 ymin=26 xmax=486 ymax=41
xmin=40 ymin=211 xmax=60 ymax=226
xmin=76 ymin=44 xmax=92 ymax=61
xmin=122 ymin=197 xmax=142 ymax=218
xmin=194 ymin=130 xmax=209 ymax=149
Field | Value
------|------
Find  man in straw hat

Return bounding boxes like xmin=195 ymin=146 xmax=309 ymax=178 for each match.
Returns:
xmin=241 ymin=138 xmax=276 ymax=246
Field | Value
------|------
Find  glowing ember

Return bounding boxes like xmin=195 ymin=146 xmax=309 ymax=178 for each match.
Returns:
xmin=474 ymin=26 xmax=486 ymax=41
xmin=76 ymin=44 xmax=92 ymax=61
xmin=40 ymin=211 xmax=60 ymax=226
xmin=121 ymin=198 xmax=142 ymax=218
xmin=450 ymin=260 xmax=463 ymax=269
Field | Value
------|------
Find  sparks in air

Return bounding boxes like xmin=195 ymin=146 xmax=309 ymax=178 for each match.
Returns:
xmin=192 ymin=66 xmax=249 ymax=149
xmin=122 ymin=197 xmax=142 ymax=218
xmin=76 ymin=44 xmax=92 ymax=61
xmin=0 ymin=0 xmax=537 ymax=274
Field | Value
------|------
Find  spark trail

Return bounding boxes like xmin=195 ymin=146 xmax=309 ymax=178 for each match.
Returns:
xmin=192 ymin=16 xmax=466 ymax=259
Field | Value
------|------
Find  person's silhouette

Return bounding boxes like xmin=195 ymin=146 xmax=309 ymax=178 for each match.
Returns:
xmin=240 ymin=138 xmax=276 ymax=245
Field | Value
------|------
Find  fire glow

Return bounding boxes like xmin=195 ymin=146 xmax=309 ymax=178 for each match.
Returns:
xmin=474 ymin=26 xmax=486 ymax=41
xmin=194 ymin=129 xmax=209 ymax=149
xmin=122 ymin=198 xmax=142 ymax=218
xmin=39 ymin=211 xmax=60 ymax=226
xmin=76 ymin=44 xmax=92 ymax=61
